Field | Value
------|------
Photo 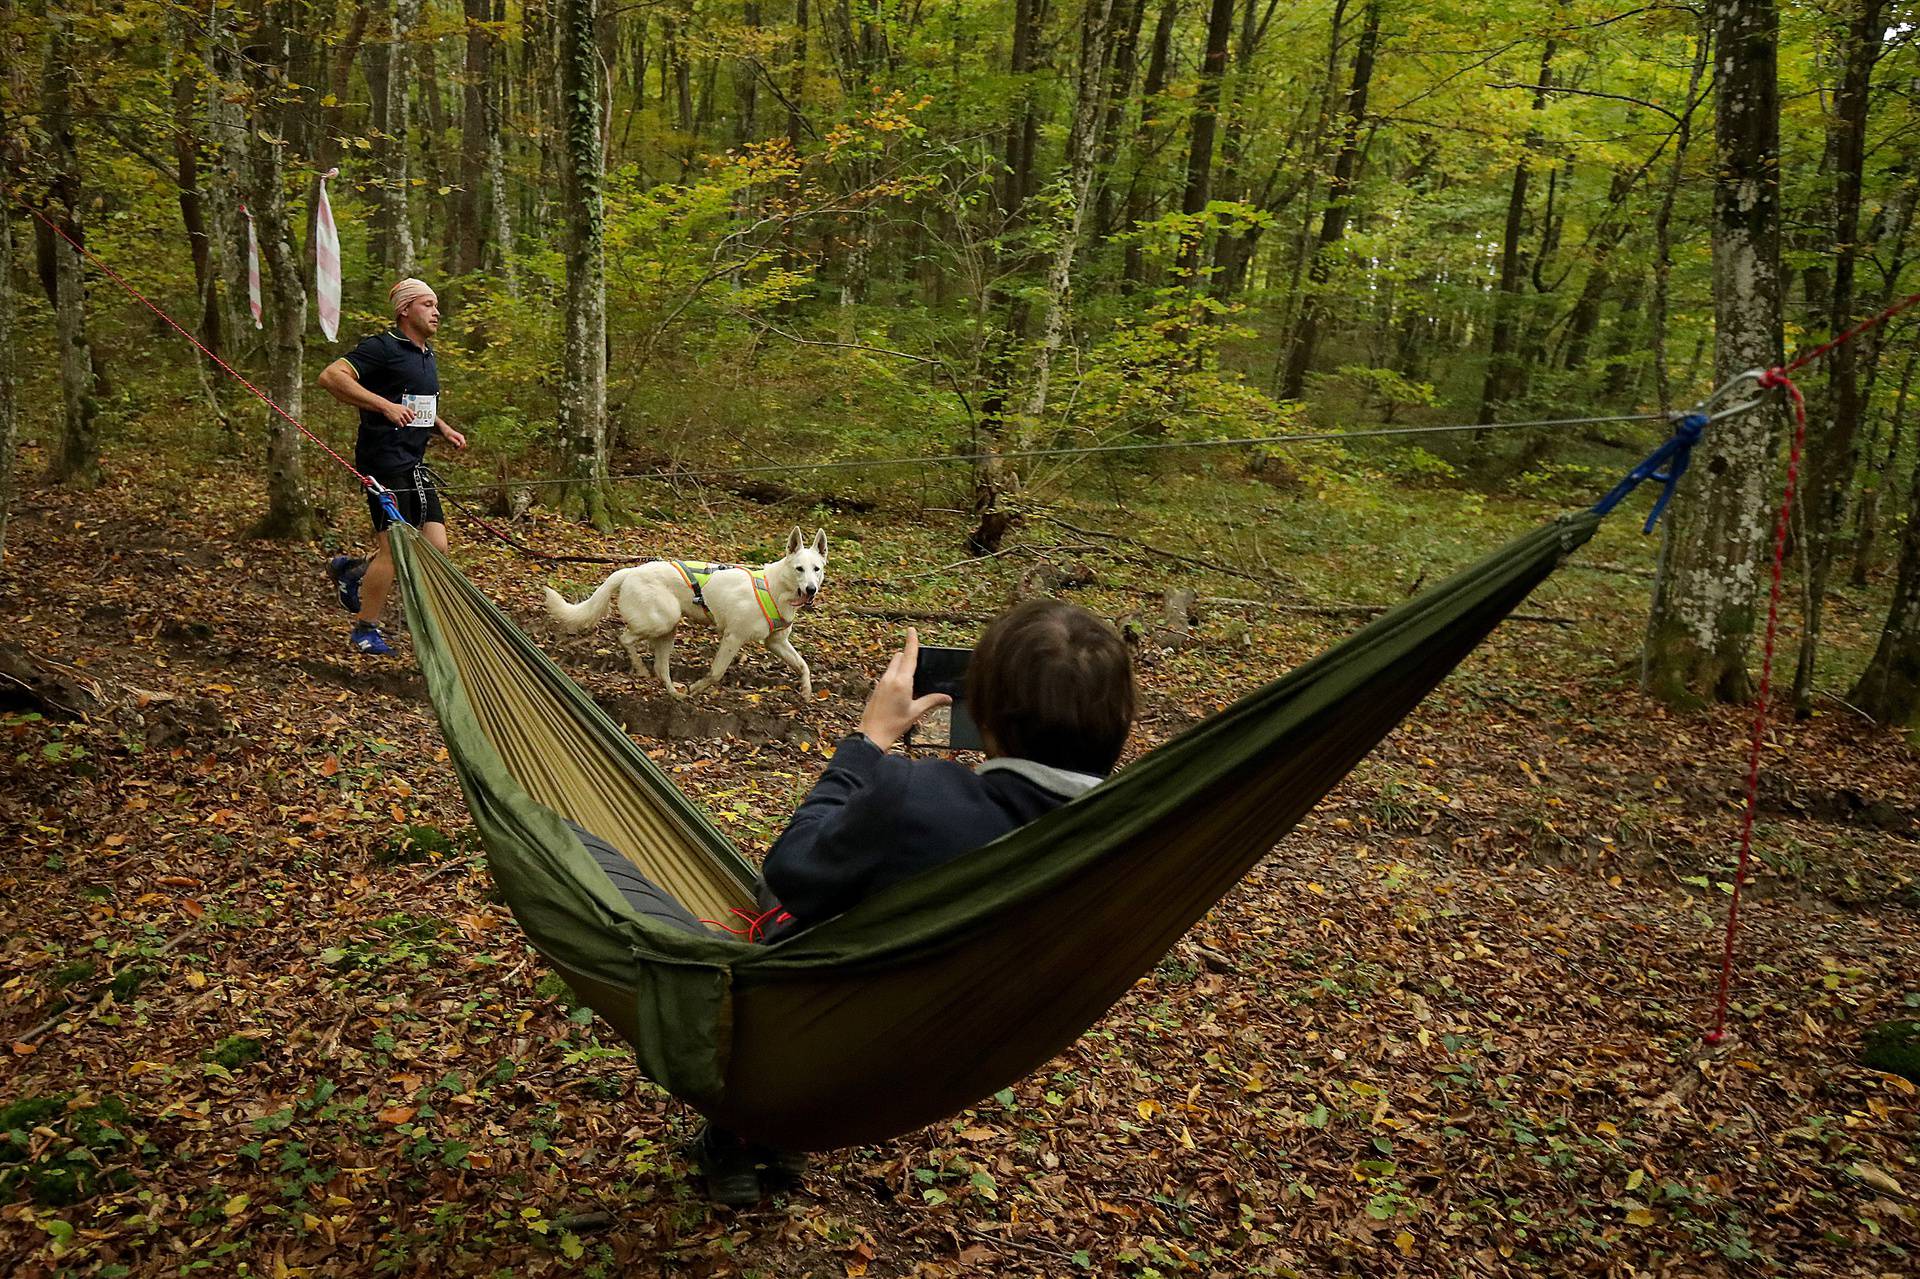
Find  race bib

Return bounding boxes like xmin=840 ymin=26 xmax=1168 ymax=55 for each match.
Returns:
xmin=400 ymin=393 xmax=438 ymax=429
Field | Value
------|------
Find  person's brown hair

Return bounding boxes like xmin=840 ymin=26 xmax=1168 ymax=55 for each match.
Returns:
xmin=966 ymin=598 xmax=1135 ymax=775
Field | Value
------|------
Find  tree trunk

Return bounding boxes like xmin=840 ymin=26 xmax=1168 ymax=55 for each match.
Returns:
xmin=1600 ymin=276 xmax=1645 ymax=399
xmin=1474 ymin=37 xmax=1556 ymax=424
xmin=1174 ymin=0 xmax=1236 ymax=282
xmin=1090 ymin=0 xmax=1146 ymax=246
xmin=1023 ymin=0 xmax=1121 ymax=421
xmin=302 ymin=4 xmax=368 ymax=271
xmin=171 ymin=52 xmax=224 ymax=357
xmin=1855 ymin=333 xmax=1918 ymax=587
xmin=1206 ymin=0 xmax=1274 ymax=294
xmin=378 ymin=0 xmax=422 ymax=278
xmin=1560 ymin=174 xmax=1635 ymax=371
xmin=418 ymin=37 xmax=453 ymax=257
xmin=485 ymin=0 xmax=516 ymax=284
xmin=1118 ymin=0 xmax=1176 ymax=288
xmin=1847 ymin=186 xmax=1918 ymax=586
xmin=0 ymin=163 xmax=16 ymax=560
xmin=789 ymin=0 xmax=808 ymax=152
xmin=738 ymin=0 xmax=762 ymax=143
xmin=1647 ymin=13 xmax=1711 ymax=414
xmin=1002 ymin=0 xmax=1042 ymax=216
xmin=967 ymin=0 xmax=1048 ymax=553
xmin=44 ymin=15 xmax=101 ymax=490
xmin=205 ymin=5 xmax=255 ymax=350
xmin=244 ymin=2 xmax=314 ymax=540
xmin=1850 ymin=354 xmax=1920 ymax=728
xmin=1277 ymin=0 xmax=1379 ymax=401
xmin=458 ymin=0 xmax=490 ymax=275
xmin=1790 ymin=0 xmax=1886 ymax=715
xmin=1642 ymin=0 xmax=1783 ymax=706
xmin=1272 ymin=0 xmax=1349 ymax=385
xmin=558 ymin=0 xmax=613 ymax=530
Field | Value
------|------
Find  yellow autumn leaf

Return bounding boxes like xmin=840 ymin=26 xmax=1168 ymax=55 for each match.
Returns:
xmin=1137 ymin=1099 xmax=1161 ymax=1120
xmin=1850 ymin=1161 xmax=1902 ymax=1195
xmin=1394 ymin=1230 xmax=1415 ymax=1256
xmin=1625 ymin=1208 xmax=1656 ymax=1226
xmin=1626 ymin=1169 xmax=1645 ymax=1191
xmin=224 ymin=1193 xmax=251 ymax=1217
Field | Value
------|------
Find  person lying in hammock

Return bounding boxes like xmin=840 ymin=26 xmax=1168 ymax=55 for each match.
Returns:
xmin=575 ymin=597 xmax=1136 ymax=1202
xmin=758 ymin=599 xmax=1136 ymax=938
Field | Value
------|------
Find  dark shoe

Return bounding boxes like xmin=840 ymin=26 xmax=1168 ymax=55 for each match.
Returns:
xmin=349 ymin=621 xmax=392 ymax=656
xmin=691 ymin=1127 xmax=763 ymax=1207
xmin=753 ymin=1144 xmax=808 ymax=1187
xmin=327 ymin=555 xmax=367 ymax=613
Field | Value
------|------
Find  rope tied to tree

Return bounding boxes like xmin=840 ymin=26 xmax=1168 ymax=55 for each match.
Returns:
xmin=1705 ymin=362 xmax=1809 ymax=1047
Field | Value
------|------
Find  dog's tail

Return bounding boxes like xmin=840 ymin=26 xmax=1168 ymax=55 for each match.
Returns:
xmin=544 ymin=569 xmax=630 ymax=634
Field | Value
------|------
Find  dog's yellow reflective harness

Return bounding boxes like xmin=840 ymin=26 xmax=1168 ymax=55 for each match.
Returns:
xmin=668 ymin=561 xmax=787 ymax=631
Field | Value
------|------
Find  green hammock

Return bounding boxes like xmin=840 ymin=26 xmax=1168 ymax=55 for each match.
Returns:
xmin=389 ymin=510 xmax=1599 ymax=1150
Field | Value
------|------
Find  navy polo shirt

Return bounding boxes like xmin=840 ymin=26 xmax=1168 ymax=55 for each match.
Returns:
xmin=342 ymin=330 xmax=441 ymax=475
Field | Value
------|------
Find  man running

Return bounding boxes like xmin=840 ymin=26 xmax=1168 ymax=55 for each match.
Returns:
xmin=317 ymin=278 xmax=468 ymax=655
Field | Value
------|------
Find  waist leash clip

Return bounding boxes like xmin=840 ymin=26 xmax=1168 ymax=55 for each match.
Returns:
xmin=365 ymin=476 xmax=405 ymax=526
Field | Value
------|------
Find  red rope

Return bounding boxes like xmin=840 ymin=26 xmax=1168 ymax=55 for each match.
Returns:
xmin=1704 ymin=366 xmax=1807 ymax=1046
xmin=8 ymin=190 xmax=371 ymax=489
xmin=1779 ymin=290 xmax=1920 ymax=375
xmin=696 ymin=906 xmax=788 ymax=943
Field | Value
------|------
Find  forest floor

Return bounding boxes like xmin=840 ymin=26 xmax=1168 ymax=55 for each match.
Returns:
xmin=1 ymin=435 xmax=1918 ymax=1279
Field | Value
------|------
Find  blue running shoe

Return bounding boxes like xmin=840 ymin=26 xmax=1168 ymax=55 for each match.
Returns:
xmin=327 ymin=555 xmax=368 ymax=613
xmin=349 ymin=621 xmax=392 ymax=656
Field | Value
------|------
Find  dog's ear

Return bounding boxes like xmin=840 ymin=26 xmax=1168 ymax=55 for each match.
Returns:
xmin=811 ymin=527 xmax=828 ymax=558
xmin=787 ymin=526 xmax=804 ymax=556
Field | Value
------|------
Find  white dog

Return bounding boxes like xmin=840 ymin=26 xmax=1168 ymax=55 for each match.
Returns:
xmin=544 ymin=527 xmax=828 ymax=701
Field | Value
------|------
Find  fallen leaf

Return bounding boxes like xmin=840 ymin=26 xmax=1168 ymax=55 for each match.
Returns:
xmin=1850 ymin=1161 xmax=1903 ymax=1195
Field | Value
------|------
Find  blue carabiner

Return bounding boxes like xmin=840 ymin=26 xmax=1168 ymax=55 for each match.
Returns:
xmin=1590 ymin=411 xmax=1709 ymax=533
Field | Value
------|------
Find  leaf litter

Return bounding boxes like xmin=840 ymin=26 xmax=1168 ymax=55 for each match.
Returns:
xmin=0 ymin=464 xmax=1916 ymax=1277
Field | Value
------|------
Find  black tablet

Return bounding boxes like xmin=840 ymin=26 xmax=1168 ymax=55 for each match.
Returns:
xmin=910 ymin=645 xmax=984 ymax=751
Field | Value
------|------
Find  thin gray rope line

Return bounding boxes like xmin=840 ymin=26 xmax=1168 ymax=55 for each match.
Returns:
xmin=373 ymin=412 xmax=1671 ymax=494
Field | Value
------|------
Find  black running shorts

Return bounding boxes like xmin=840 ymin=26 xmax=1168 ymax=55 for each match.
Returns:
xmin=364 ymin=464 xmax=446 ymax=532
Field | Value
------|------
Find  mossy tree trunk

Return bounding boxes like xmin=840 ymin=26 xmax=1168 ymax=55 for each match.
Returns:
xmin=0 ymin=185 xmax=16 ymax=561
xmin=557 ymin=0 xmax=614 ymax=531
xmin=243 ymin=0 xmax=313 ymax=541
xmin=44 ymin=14 xmax=101 ymax=491
xmin=1641 ymin=0 xmax=1783 ymax=707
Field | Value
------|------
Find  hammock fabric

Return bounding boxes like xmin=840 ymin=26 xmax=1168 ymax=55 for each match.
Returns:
xmin=390 ymin=510 xmax=1599 ymax=1150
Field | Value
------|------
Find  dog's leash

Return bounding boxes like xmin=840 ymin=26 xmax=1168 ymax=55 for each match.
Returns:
xmin=428 ymin=468 xmax=824 ymax=620
xmin=425 ymin=468 xmax=656 ymax=566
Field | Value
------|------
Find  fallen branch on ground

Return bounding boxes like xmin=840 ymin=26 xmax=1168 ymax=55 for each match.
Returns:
xmin=1027 ymin=513 xmax=1296 ymax=591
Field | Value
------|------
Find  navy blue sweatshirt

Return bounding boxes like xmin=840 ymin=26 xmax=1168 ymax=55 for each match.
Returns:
xmin=760 ymin=734 xmax=1102 ymax=931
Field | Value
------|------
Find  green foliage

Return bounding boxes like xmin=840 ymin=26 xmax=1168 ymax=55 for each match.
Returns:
xmin=1861 ymin=1019 xmax=1920 ymax=1084
xmin=207 ymin=1035 xmax=267 ymax=1071
xmin=377 ymin=821 xmax=458 ymax=866
xmin=1316 ymin=366 xmax=1439 ymax=424
xmin=0 ymin=1094 xmax=146 ymax=1207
